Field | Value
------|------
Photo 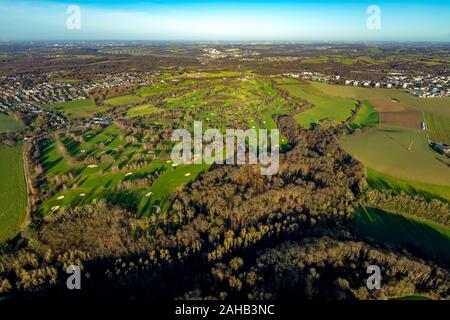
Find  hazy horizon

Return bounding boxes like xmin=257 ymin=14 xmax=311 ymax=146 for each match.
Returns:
xmin=0 ymin=0 xmax=449 ymax=42
xmin=1 ymin=40 xmax=450 ymax=45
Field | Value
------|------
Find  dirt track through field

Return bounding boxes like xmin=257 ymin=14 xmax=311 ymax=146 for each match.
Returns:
xmin=370 ymin=99 xmax=423 ymax=129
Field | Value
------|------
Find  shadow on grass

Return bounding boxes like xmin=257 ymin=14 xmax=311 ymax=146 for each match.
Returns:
xmin=68 ymin=167 xmax=84 ymax=177
xmin=85 ymin=148 xmax=97 ymax=157
xmin=351 ymin=206 xmax=450 ymax=264
xmin=82 ymin=130 xmax=100 ymax=142
xmin=70 ymin=187 xmax=99 ymax=207
xmin=103 ymin=190 xmax=141 ymax=213
xmin=367 ymin=175 xmax=447 ymax=202
xmin=75 ymin=176 xmax=89 ymax=187
xmin=40 ymin=156 xmax=63 ymax=173
xmin=62 ymin=137 xmax=81 ymax=157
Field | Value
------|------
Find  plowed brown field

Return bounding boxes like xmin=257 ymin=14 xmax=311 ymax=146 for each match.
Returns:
xmin=370 ymin=99 xmax=423 ymax=128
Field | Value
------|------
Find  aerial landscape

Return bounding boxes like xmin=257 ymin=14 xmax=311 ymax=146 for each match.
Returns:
xmin=0 ymin=0 xmax=449 ymax=313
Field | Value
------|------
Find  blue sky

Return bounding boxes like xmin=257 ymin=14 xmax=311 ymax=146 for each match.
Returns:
xmin=0 ymin=0 xmax=449 ymax=41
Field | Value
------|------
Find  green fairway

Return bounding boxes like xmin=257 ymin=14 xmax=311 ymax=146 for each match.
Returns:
xmin=261 ymin=108 xmax=290 ymax=146
xmin=126 ymin=104 xmax=162 ymax=118
xmin=352 ymin=206 xmax=450 ymax=264
xmin=181 ymin=71 xmax=242 ymax=79
xmin=38 ymin=77 xmax=296 ymax=216
xmin=277 ymin=79 xmax=356 ymax=128
xmin=144 ymin=162 xmax=210 ymax=214
xmin=0 ymin=144 xmax=27 ymax=243
xmin=37 ymin=76 xmax=295 ymax=216
xmin=38 ymin=124 xmax=208 ymax=216
xmin=137 ymin=83 xmax=172 ymax=97
xmin=0 ymin=114 xmax=26 ymax=133
xmin=342 ymin=126 xmax=450 ymax=186
xmin=260 ymin=110 xmax=279 ymax=131
xmin=104 ymin=95 xmax=144 ymax=106
xmin=349 ymin=100 xmax=379 ymax=129
xmin=44 ymin=98 xmax=107 ymax=118
xmin=425 ymin=112 xmax=450 ymax=144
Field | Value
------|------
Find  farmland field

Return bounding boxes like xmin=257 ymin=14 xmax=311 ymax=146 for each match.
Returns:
xmin=0 ymin=144 xmax=27 ymax=243
xmin=349 ymin=100 xmax=379 ymax=129
xmin=299 ymin=54 xmax=449 ymax=67
xmin=352 ymin=206 xmax=450 ymax=264
xmin=310 ymin=81 xmax=450 ymax=118
xmin=0 ymin=114 xmax=26 ymax=133
xmin=425 ymin=112 xmax=450 ymax=144
xmin=276 ymin=79 xmax=356 ymax=128
xmin=342 ymin=126 xmax=450 ymax=186
xmin=44 ymin=98 xmax=107 ymax=119
xmin=104 ymin=95 xmax=144 ymax=106
xmin=367 ymin=168 xmax=450 ymax=202
xmin=369 ymin=99 xmax=422 ymax=129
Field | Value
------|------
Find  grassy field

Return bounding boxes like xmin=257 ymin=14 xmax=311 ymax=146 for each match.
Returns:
xmin=180 ymin=71 xmax=242 ymax=79
xmin=126 ymin=104 xmax=162 ymax=118
xmin=367 ymin=168 xmax=450 ymax=202
xmin=352 ymin=206 xmax=450 ymax=264
xmin=0 ymin=144 xmax=27 ymax=243
xmin=310 ymin=81 xmax=450 ymax=118
xmin=311 ymin=81 xmax=450 ymax=154
xmin=299 ymin=54 xmax=449 ymax=67
xmin=370 ymin=99 xmax=422 ymax=129
xmin=425 ymin=112 xmax=450 ymax=144
xmin=300 ymin=55 xmax=386 ymax=65
xmin=342 ymin=126 xmax=450 ymax=186
xmin=0 ymin=114 xmax=26 ymax=133
xmin=277 ymin=79 xmax=356 ymax=128
xmin=104 ymin=95 xmax=144 ymax=106
xmin=145 ymin=162 xmax=210 ymax=213
xmin=44 ymin=98 xmax=107 ymax=119
xmin=260 ymin=106 xmax=291 ymax=146
xmin=349 ymin=100 xmax=379 ymax=129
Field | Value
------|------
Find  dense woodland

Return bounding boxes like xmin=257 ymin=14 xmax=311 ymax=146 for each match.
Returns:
xmin=364 ymin=190 xmax=450 ymax=228
xmin=1 ymin=115 xmax=449 ymax=301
